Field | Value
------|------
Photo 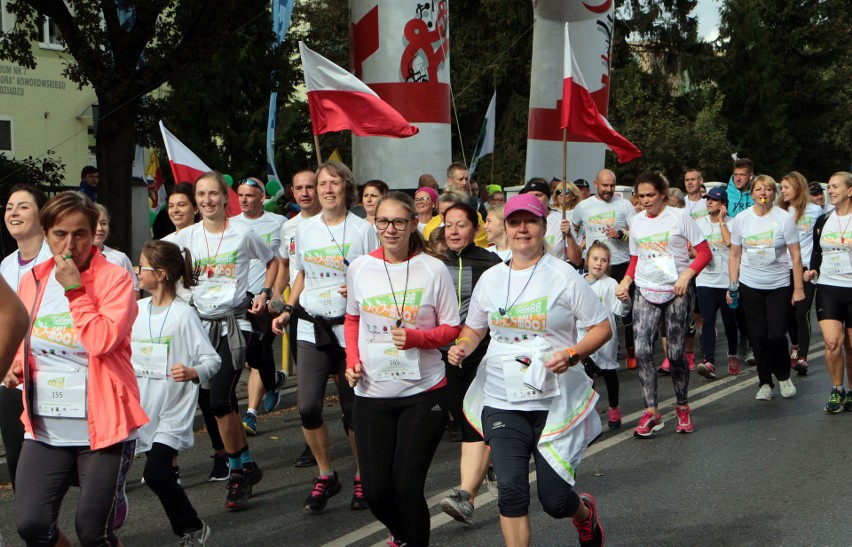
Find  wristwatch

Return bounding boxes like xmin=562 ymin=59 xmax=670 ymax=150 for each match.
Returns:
xmin=259 ymin=287 xmax=273 ymax=298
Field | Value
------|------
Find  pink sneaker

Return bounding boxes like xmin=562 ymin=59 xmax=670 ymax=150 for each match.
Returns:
xmin=634 ymin=410 xmax=664 ymax=438
xmin=676 ymin=405 xmax=694 ymax=433
xmin=607 ymin=407 xmax=622 ymax=429
xmin=686 ymin=352 xmax=696 ymax=371
xmin=728 ymin=355 xmax=740 ymax=376
xmin=657 ymin=359 xmax=671 ymax=375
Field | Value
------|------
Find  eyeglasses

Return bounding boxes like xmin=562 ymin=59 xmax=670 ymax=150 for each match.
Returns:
xmin=414 ymin=197 xmax=432 ymax=204
xmin=554 ymin=190 xmax=564 ymax=195
xmin=375 ymin=217 xmax=412 ymax=231
xmin=134 ymin=266 xmax=156 ymax=274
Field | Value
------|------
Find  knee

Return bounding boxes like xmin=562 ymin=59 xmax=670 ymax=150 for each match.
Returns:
xmin=825 ymin=336 xmax=844 ymax=353
xmin=75 ymin=515 xmax=112 ymax=547
xmin=495 ymin=473 xmax=531 ymax=517
xmin=16 ymin=513 xmax=53 ymax=546
xmin=539 ymin=489 xmax=579 ymax=520
xmin=210 ymin=397 xmax=236 ymax=417
xmin=142 ymin=465 xmax=172 ymax=491
xmin=299 ymin=403 xmax=324 ymax=430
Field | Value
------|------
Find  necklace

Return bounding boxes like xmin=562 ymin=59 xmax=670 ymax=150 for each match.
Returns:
xmin=148 ymin=299 xmax=173 ymax=340
xmin=382 ymin=248 xmax=410 ymax=327
xmin=500 ymin=255 xmax=544 ymax=316
xmin=202 ymin=220 xmax=227 ymax=278
xmin=837 ymin=211 xmax=852 ymax=244
xmin=322 ymin=213 xmax=349 ymax=267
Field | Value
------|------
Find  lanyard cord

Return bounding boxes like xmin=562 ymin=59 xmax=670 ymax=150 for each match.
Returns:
xmin=148 ymin=299 xmax=173 ymax=340
xmin=500 ymin=255 xmax=544 ymax=316
xmin=203 ymin=220 xmax=228 ymax=278
xmin=838 ymin=212 xmax=852 ymax=244
xmin=382 ymin=249 xmax=410 ymax=327
xmin=322 ymin=212 xmax=350 ymax=267
xmin=457 ymin=254 xmax=462 ymax=308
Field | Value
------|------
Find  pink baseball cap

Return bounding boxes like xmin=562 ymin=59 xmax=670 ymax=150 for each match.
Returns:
xmin=503 ymin=194 xmax=548 ymax=220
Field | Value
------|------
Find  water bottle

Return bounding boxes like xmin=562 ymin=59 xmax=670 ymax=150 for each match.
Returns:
xmin=728 ymin=281 xmax=739 ymax=309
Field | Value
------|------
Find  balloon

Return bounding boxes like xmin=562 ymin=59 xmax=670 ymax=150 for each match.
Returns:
xmin=223 ymin=174 xmax=234 ymax=188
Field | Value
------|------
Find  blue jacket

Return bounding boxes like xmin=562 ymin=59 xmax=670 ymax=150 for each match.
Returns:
xmin=726 ymin=175 xmax=753 ymax=218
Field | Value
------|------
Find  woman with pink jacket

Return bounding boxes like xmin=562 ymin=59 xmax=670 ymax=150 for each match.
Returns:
xmin=6 ymin=192 xmax=147 ymax=547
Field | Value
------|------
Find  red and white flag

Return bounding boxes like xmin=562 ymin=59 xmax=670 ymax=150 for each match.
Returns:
xmin=159 ymin=121 xmax=240 ymax=217
xmin=299 ymin=41 xmax=419 ymax=138
xmin=560 ymin=24 xmax=641 ymax=163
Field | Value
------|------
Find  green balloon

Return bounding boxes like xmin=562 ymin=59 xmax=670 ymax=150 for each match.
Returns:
xmin=266 ymin=179 xmax=283 ymax=197
xmin=223 ymin=174 xmax=234 ymax=188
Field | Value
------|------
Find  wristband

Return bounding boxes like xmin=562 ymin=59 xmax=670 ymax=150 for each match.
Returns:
xmin=281 ymin=303 xmax=295 ymax=314
xmin=456 ymin=336 xmax=472 ymax=348
xmin=564 ymin=347 xmax=581 ymax=367
xmin=64 ymin=284 xmax=82 ymax=293
xmin=260 ymin=287 xmax=272 ymax=298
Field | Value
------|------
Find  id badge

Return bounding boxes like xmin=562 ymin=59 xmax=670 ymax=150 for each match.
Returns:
xmin=131 ymin=341 xmax=169 ymax=379
xmin=502 ymin=357 xmax=559 ymax=402
xmin=194 ymin=277 xmax=237 ymax=312
xmin=641 ymin=254 xmax=678 ymax=285
xmin=368 ymin=342 xmax=420 ymax=381
xmin=34 ymin=370 xmax=86 ymax=417
xmin=304 ymin=285 xmax=346 ymax=317
xmin=706 ymin=252 xmax=725 ymax=273
xmin=821 ymin=251 xmax=852 ymax=276
xmin=746 ymin=247 xmax=774 ymax=268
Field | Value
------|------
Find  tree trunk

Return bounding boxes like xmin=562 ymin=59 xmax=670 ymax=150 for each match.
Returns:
xmin=94 ymin=99 xmax=138 ymax=254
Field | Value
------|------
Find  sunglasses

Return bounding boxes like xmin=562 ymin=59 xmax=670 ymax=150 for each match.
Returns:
xmin=238 ymin=178 xmax=264 ymax=190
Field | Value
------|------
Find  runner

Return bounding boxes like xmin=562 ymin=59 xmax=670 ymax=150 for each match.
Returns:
xmin=173 ymin=171 xmax=276 ymax=509
xmin=345 ymin=192 xmax=461 ymax=547
xmin=484 ymin=204 xmax=511 ymax=261
xmin=804 ymin=172 xmax=852 ymax=412
xmin=162 ymin=182 xmax=199 ymax=240
xmin=727 ymin=175 xmax=805 ymax=401
xmin=360 ymin=179 xmax=389 ymax=226
xmin=449 ymin=193 xmax=611 ymax=547
xmin=271 ymin=160 xmax=379 ymax=513
xmin=132 ymin=240 xmax=220 ymax=545
xmin=94 ymin=203 xmax=139 ymax=298
xmin=616 ymin=171 xmax=711 ymax=437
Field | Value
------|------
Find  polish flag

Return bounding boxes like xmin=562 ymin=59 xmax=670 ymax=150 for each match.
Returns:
xmin=159 ymin=121 xmax=240 ymax=217
xmin=560 ymin=24 xmax=641 ymax=163
xmin=299 ymin=41 xmax=419 ymax=138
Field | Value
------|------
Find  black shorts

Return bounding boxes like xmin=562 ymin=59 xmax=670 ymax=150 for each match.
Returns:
xmin=816 ymin=284 xmax=852 ymax=324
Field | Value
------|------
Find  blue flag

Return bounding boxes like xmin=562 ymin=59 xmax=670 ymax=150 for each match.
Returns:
xmin=267 ymin=0 xmax=296 ymax=185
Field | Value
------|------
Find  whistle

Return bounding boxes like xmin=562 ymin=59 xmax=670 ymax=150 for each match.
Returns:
xmin=760 ymin=198 xmax=766 ymax=204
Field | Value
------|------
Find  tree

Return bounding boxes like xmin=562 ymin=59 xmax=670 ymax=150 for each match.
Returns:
xmin=0 ymin=0 xmax=277 ymax=251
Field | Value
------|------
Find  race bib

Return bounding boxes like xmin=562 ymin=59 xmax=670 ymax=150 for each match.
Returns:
xmin=130 ymin=341 xmax=169 ymax=379
xmin=368 ymin=342 xmax=421 ymax=381
xmin=640 ymin=254 xmax=678 ymax=285
xmin=193 ymin=277 xmax=237 ymax=313
xmin=746 ymin=247 xmax=775 ymax=268
xmin=705 ymin=252 xmax=725 ymax=273
xmin=503 ymin=356 xmax=559 ymax=402
xmin=34 ymin=369 xmax=86 ymax=417
xmin=821 ymin=250 xmax=852 ymax=276
xmin=304 ymin=284 xmax=347 ymax=318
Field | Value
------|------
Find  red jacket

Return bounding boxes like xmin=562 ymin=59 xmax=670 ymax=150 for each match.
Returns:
xmin=16 ymin=247 xmax=148 ymax=450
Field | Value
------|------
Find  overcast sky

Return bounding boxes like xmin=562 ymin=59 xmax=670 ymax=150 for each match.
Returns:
xmin=695 ymin=0 xmax=722 ymax=41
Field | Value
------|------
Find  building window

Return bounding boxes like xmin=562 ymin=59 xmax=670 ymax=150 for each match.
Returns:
xmin=0 ymin=118 xmax=12 ymax=153
xmin=38 ymin=16 xmax=65 ymax=50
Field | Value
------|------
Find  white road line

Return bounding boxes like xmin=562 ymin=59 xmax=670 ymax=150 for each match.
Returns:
xmin=324 ymin=343 xmax=826 ymax=547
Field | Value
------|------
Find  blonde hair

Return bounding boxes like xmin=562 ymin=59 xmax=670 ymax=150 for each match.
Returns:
xmin=752 ymin=175 xmax=778 ymax=210
xmin=551 ymin=181 xmax=581 ymax=210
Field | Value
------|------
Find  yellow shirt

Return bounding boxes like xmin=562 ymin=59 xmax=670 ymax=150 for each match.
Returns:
xmin=423 ymin=213 xmax=489 ymax=248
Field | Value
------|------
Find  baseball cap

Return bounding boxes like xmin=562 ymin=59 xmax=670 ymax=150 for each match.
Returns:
xmin=574 ymin=178 xmax=590 ymax=188
xmin=519 ymin=178 xmax=551 ymax=198
xmin=702 ymin=186 xmax=727 ymax=202
xmin=503 ymin=194 xmax=548 ymax=220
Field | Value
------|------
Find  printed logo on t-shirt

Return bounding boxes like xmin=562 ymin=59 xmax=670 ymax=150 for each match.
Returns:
xmin=635 ymin=232 xmax=670 ymax=253
xmin=489 ymin=296 xmax=548 ymax=333
xmin=288 ymin=237 xmax=296 ymax=256
xmin=690 ymin=208 xmax=709 ymax=220
xmin=261 ymin=232 xmax=273 ymax=246
xmin=134 ymin=335 xmax=173 ymax=350
xmin=304 ymin=244 xmax=352 ymax=271
xmin=706 ymin=231 xmax=725 ymax=249
xmin=743 ymin=230 xmax=773 ymax=247
xmin=361 ymin=289 xmax=424 ymax=325
xmin=797 ymin=215 xmax=816 ymax=234
xmin=195 ymin=250 xmax=238 ymax=277
xmin=32 ymin=312 xmax=79 ymax=349
xmin=820 ymin=231 xmax=846 ymax=248
xmin=588 ymin=211 xmax=616 ymax=227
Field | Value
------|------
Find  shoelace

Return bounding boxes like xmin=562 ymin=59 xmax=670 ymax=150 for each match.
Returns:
xmin=574 ymin=509 xmax=595 ymax=541
xmin=353 ymin=480 xmax=365 ymax=498
xmin=311 ymin=476 xmax=332 ymax=497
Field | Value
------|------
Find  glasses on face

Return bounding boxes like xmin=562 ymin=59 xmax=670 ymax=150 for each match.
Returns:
xmin=554 ymin=190 xmax=564 ymax=196
xmin=490 ymin=197 xmax=505 ymax=203
xmin=375 ymin=217 xmax=412 ymax=231
xmin=134 ymin=266 xmax=156 ymax=275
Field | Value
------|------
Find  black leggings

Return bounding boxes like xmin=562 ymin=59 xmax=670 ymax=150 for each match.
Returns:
xmin=247 ymin=310 xmax=278 ymax=391
xmin=611 ymin=262 xmax=634 ymax=349
xmin=144 ymin=443 xmax=203 ymax=536
xmin=696 ymin=286 xmax=738 ymax=364
xmin=583 ymin=362 xmax=619 ymax=408
xmin=740 ymin=283 xmax=792 ymax=387
xmin=200 ymin=330 xmax=247 ymax=451
xmin=297 ymin=341 xmax=354 ymax=433
xmin=443 ymin=353 xmax=482 ymax=442
xmin=353 ymin=388 xmax=447 ymax=547
xmin=787 ymin=271 xmax=817 ymax=358
xmin=0 ymin=386 xmax=24 ymax=487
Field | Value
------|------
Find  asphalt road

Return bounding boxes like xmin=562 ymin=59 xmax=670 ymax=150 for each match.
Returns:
xmin=0 ymin=324 xmax=848 ymax=546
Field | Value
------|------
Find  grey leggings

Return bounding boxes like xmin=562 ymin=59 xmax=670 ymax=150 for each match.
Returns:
xmin=633 ymin=286 xmax=695 ymax=407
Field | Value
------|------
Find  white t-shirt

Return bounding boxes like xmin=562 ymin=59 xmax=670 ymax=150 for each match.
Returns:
xmin=346 ymin=252 xmax=460 ymax=398
xmin=133 ymin=298 xmax=221 ymax=453
xmin=491 ymin=247 xmax=512 ymax=262
xmin=280 ymin=212 xmax=310 ymax=285
xmin=160 ymin=231 xmax=193 ymax=302
xmin=572 ymin=195 xmax=635 ymax=265
xmin=577 ymin=275 xmax=624 ymax=370
xmin=787 ymin=203 xmax=823 ymax=268
xmin=816 ymin=211 xmax=852 ymax=288
xmin=174 ymin=222 xmax=274 ymax=331
xmin=1 ymin=241 xmax=52 ymax=291
xmin=730 ymin=207 xmax=798 ymax=290
xmin=230 ymin=211 xmax=285 ymax=293
xmin=695 ymin=216 xmax=730 ymax=289
xmin=686 ymin=197 xmax=708 ymax=221
xmin=545 ymin=210 xmax=567 ymax=261
xmin=465 ymin=254 xmax=608 ymax=411
xmin=628 ymin=206 xmax=705 ymax=291
xmin=291 ymin=212 xmax=379 ymax=345
xmin=103 ymin=246 xmax=139 ymax=291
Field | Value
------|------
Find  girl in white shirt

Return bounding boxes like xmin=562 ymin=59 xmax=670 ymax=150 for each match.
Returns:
xmin=93 ymin=203 xmax=140 ymax=299
xmin=484 ymin=204 xmax=512 ymax=261
xmin=133 ymin=240 xmax=220 ymax=544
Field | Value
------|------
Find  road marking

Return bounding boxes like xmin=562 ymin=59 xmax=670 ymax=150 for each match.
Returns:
xmin=325 ymin=343 xmax=827 ymax=547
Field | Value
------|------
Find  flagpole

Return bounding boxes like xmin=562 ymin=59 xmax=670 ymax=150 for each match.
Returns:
xmin=561 ymin=128 xmax=568 ymax=221
xmin=313 ymin=135 xmax=323 ymax=167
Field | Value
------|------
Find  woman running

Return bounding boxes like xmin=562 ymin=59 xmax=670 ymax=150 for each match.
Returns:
xmin=727 ymin=175 xmax=805 ymax=401
xmin=616 ymin=172 xmax=711 ymax=437
xmin=11 ymin=191 xmax=146 ymax=546
xmin=133 ymin=240 xmax=220 ymax=545
xmin=449 ymin=193 xmax=611 ymax=547
xmin=804 ymin=172 xmax=852 ymax=412
xmin=345 ymin=191 xmax=461 ymax=547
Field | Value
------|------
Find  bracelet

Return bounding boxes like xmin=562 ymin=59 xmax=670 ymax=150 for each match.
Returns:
xmin=281 ymin=303 xmax=294 ymax=314
xmin=456 ymin=336 xmax=472 ymax=348
xmin=564 ymin=347 xmax=580 ymax=367
xmin=64 ymin=284 xmax=82 ymax=292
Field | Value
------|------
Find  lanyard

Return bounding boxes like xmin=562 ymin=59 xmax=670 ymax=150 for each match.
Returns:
xmin=500 ymin=255 xmax=544 ymax=316
xmin=322 ymin=213 xmax=350 ymax=267
xmin=148 ymin=300 xmax=173 ymax=340
xmin=382 ymin=249 xmax=410 ymax=327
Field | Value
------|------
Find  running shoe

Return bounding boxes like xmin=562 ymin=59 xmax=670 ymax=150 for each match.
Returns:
xmin=728 ymin=355 xmax=740 ymax=376
xmin=180 ymin=521 xmax=211 ymax=546
xmin=675 ymin=405 xmax=694 ymax=434
xmin=657 ymin=359 xmax=671 ymax=375
xmin=626 ymin=347 xmax=637 ymax=370
xmin=686 ymin=352 xmax=697 ymax=371
xmin=209 ymin=453 xmax=229 ymax=482
xmin=263 ymin=370 xmax=287 ymax=412
xmin=607 ymin=407 xmax=622 ymax=429
xmin=351 ymin=478 xmax=369 ymax=510
xmin=485 ymin=465 xmax=498 ymax=491
xmin=294 ymin=444 xmax=317 ymax=468
xmin=440 ymin=489 xmax=474 ymax=524
xmin=756 ymin=384 xmax=773 ymax=400
xmin=304 ymin=472 xmax=342 ymax=513
xmin=745 ymin=349 xmax=756 ymax=367
xmin=793 ymin=358 xmax=808 ymax=376
xmin=825 ymin=388 xmax=846 ymax=413
xmin=633 ymin=410 xmax=664 ymax=438
xmin=243 ymin=461 xmax=264 ymax=486
xmin=242 ymin=412 xmax=257 ymax=436
xmin=779 ymin=378 xmax=796 ymax=398
xmin=573 ymin=493 xmax=604 ymax=547
xmin=845 ymin=392 xmax=852 ymax=412
xmin=697 ymin=362 xmax=717 ymax=380
xmin=386 ymin=535 xmax=406 ymax=547
xmin=225 ymin=471 xmax=252 ymax=510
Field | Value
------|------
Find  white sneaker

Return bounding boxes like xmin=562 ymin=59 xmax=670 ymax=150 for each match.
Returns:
xmin=756 ymin=384 xmax=773 ymax=401
xmin=745 ymin=350 xmax=756 ymax=367
xmin=779 ymin=378 xmax=796 ymax=398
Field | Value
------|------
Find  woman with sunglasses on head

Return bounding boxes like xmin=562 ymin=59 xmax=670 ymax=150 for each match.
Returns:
xmin=727 ymin=175 xmax=805 ymax=401
xmin=449 ymin=193 xmax=611 ymax=547
xmin=615 ymin=172 xmax=712 ymax=437
xmin=173 ymin=171 xmax=276 ymax=510
xmin=344 ymin=192 xmax=461 ymax=547
xmin=779 ymin=171 xmax=824 ymax=375
xmin=1 ymin=183 xmax=52 ymax=488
